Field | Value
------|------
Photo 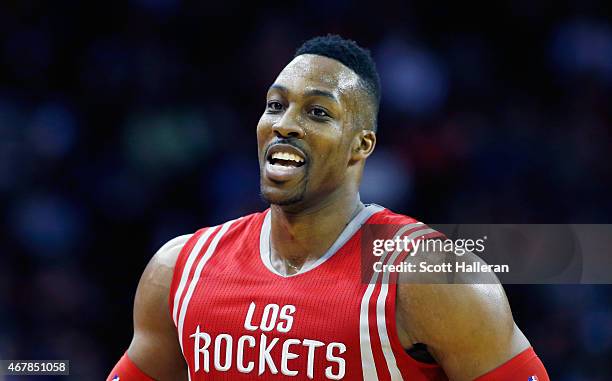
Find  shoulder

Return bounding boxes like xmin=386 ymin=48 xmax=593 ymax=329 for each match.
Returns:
xmin=145 ymin=234 xmax=193 ymax=284
xmin=130 ymin=234 xmax=193 ymax=328
xmin=133 ymin=234 xmax=193 ymax=319
xmin=206 ymin=210 xmax=270 ymax=239
xmin=367 ymin=206 xmax=421 ymax=225
xmin=365 ymin=207 xmax=444 ymax=247
xmin=155 ymin=234 xmax=193 ymax=270
xmin=157 ymin=210 xmax=266 ymax=267
xmin=164 ymin=211 xmax=267 ymax=263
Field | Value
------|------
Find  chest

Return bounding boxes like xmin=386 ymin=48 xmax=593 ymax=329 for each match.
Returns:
xmin=178 ymin=248 xmax=368 ymax=380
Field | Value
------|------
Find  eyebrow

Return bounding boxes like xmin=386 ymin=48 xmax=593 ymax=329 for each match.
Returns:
xmin=269 ymin=84 xmax=339 ymax=103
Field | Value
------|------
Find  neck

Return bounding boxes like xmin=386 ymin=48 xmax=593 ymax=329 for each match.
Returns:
xmin=269 ymin=189 xmax=364 ymax=268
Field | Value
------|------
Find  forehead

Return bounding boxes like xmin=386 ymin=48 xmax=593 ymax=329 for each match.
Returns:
xmin=271 ymin=54 xmax=362 ymax=99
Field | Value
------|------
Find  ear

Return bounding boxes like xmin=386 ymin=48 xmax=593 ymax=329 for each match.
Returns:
xmin=350 ymin=129 xmax=376 ymax=162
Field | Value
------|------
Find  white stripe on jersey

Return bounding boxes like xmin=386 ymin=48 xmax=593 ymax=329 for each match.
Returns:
xmin=172 ymin=227 xmax=218 ymax=326
xmin=177 ymin=220 xmax=236 ymax=353
xmin=376 ymin=227 xmax=436 ymax=381
xmin=359 ymin=222 xmax=424 ymax=380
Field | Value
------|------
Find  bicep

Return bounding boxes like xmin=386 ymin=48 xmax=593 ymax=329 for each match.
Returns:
xmin=436 ymin=285 xmax=528 ymax=380
xmin=127 ymin=235 xmax=191 ymax=381
xmin=400 ymin=283 xmax=530 ymax=381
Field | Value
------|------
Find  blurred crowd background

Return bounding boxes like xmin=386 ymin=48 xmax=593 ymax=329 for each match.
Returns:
xmin=1 ymin=1 xmax=611 ymax=380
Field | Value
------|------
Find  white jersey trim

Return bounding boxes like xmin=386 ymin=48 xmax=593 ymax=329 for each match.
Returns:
xmin=172 ymin=228 xmax=217 ymax=326
xmin=376 ymin=226 xmax=436 ymax=381
xmin=360 ymin=222 xmax=435 ymax=381
xmin=177 ymin=219 xmax=236 ymax=354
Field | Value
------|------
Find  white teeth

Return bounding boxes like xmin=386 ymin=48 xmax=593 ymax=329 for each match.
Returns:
xmin=271 ymin=151 xmax=304 ymax=163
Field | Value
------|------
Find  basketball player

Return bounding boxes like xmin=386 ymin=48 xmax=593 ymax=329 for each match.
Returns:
xmin=107 ymin=35 xmax=549 ymax=380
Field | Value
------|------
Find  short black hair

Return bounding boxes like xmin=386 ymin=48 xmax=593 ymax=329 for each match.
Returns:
xmin=295 ymin=34 xmax=381 ymax=130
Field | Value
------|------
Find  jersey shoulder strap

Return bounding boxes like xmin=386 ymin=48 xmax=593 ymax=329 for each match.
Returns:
xmin=167 ymin=210 xmax=266 ymax=327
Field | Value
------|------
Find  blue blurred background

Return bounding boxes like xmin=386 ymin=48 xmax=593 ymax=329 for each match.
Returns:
xmin=0 ymin=1 xmax=611 ymax=380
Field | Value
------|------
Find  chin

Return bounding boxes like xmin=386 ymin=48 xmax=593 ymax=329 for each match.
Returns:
xmin=260 ymin=183 xmax=305 ymax=206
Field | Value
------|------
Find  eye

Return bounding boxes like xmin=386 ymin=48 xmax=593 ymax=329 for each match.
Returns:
xmin=308 ymin=106 xmax=330 ymax=118
xmin=266 ymin=100 xmax=284 ymax=112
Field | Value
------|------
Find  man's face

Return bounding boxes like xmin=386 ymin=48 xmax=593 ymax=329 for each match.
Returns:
xmin=257 ymin=54 xmax=367 ymax=207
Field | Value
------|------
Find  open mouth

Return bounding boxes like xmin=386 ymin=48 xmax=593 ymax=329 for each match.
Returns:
xmin=264 ymin=144 xmax=307 ymax=182
xmin=267 ymin=151 xmax=305 ymax=168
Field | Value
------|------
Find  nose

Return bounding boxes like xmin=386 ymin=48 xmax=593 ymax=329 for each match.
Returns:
xmin=273 ymin=108 xmax=305 ymax=139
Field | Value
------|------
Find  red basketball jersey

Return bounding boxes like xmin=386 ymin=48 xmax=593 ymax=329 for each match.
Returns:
xmin=169 ymin=205 xmax=448 ymax=380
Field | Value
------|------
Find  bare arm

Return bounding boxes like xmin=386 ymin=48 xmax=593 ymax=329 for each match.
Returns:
xmin=125 ymin=234 xmax=192 ymax=381
xmin=396 ymin=249 xmax=530 ymax=381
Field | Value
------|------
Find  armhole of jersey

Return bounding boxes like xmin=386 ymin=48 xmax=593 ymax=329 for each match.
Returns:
xmin=168 ymin=228 xmax=208 ymax=327
xmin=385 ymin=228 xmax=447 ymax=370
